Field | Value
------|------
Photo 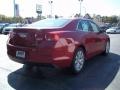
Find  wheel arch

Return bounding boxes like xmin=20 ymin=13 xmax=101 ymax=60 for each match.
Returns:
xmin=70 ymin=44 xmax=86 ymax=74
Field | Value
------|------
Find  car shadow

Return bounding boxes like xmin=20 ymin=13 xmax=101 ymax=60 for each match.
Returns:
xmin=7 ymin=53 xmax=120 ymax=90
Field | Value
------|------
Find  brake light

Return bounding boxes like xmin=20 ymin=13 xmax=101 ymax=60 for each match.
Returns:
xmin=45 ymin=33 xmax=60 ymax=41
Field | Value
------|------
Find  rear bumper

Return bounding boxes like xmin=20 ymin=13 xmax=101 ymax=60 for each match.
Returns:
xmin=7 ymin=43 xmax=74 ymax=68
xmin=8 ymin=55 xmax=55 ymax=68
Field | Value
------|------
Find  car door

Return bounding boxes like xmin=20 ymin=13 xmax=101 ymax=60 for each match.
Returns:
xmin=77 ymin=20 xmax=97 ymax=58
xmin=89 ymin=21 xmax=106 ymax=53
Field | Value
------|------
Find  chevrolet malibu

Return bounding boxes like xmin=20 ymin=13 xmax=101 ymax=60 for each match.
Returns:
xmin=7 ymin=18 xmax=110 ymax=73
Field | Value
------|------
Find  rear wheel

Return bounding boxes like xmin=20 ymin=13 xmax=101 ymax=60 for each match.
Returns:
xmin=70 ymin=48 xmax=85 ymax=74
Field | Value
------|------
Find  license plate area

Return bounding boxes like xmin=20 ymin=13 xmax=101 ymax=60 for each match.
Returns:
xmin=16 ymin=51 xmax=25 ymax=58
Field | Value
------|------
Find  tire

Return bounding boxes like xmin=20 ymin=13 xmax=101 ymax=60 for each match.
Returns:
xmin=102 ymin=41 xmax=110 ymax=55
xmin=70 ymin=48 xmax=85 ymax=74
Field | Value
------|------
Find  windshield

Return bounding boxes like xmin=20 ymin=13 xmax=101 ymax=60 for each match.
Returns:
xmin=7 ymin=23 xmax=22 ymax=27
xmin=0 ymin=24 xmax=5 ymax=26
xmin=27 ymin=19 xmax=71 ymax=28
xmin=110 ymin=27 xmax=118 ymax=29
xmin=0 ymin=24 xmax=5 ymax=28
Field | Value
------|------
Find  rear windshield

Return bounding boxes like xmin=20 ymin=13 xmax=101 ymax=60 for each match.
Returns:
xmin=27 ymin=19 xmax=71 ymax=28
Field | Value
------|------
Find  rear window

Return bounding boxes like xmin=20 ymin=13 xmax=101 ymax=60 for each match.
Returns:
xmin=27 ymin=19 xmax=71 ymax=28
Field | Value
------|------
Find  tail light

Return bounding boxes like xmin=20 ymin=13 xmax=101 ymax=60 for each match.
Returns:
xmin=34 ymin=33 xmax=59 ymax=47
xmin=45 ymin=33 xmax=60 ymax=41
xmin=34 ymin=32 xmax=60 ymax=46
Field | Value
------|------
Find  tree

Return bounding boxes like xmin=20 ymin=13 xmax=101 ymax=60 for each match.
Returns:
xmin=101 ymin=16 xmax=118 ymax=24
xmin=0 ymin=14 xmax=23 ymax=23
xmin=84 ymin=13 xmax=92 ymax=19
xmin=111 ymin=16 xmax=118 ymax=23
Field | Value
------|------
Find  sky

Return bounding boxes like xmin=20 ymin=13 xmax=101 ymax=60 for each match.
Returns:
xmin=0 ymin=0 xmax=120 ymax=18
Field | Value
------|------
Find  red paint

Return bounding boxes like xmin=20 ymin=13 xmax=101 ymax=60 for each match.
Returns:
xmin=7 ymin=18 xmax=109 ymax=68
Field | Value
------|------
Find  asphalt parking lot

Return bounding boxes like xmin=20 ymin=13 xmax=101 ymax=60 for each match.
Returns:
xmin=0 ymin=34 xmax=120 ymax=90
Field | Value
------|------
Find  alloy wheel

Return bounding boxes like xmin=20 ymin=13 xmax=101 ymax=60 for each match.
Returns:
xmin=72 ymin=48 xmax=85 ymax=73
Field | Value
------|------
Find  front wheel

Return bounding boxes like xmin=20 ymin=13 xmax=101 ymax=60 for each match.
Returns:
xmin=103 ymin=41 xmax=110 ymax=55
xmin=70 ymin=48 xmax=85 ymax=74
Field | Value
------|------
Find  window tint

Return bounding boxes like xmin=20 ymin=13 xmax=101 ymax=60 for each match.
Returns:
xmin=78 ymin=20 xmax=90 ymax=32
xmin=90 ymin=22 xmax=100 ymax=32
xmin=82 ymin=21 xmax=89 ymax=32
xmin=77 ymin=22 xmax=82 ymax=30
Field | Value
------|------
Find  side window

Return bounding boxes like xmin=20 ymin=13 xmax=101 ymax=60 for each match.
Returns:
xmin=90 ymin=22 xmax=100 ymax=32
xmin=81 ymin=21 xmax=89 ymax=32
xmin=78 ymin=20 xmax=90 ymax=32
xmin=77 ymin=22 xmax=82 ymax=30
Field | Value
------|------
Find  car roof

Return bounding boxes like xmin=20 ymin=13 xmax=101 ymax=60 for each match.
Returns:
xmin=47 ymin=17 xmax=91 ymax=21
xmin=64 ymin=17 xmax=92 ymax=21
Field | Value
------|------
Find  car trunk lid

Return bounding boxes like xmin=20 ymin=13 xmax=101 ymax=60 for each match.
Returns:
xmin=9 ymin=28 xmax=45 ymax=47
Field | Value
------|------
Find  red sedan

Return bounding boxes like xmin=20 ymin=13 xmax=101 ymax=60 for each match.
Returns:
xmin=7 ymin=18 xmax=110 ymax=73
